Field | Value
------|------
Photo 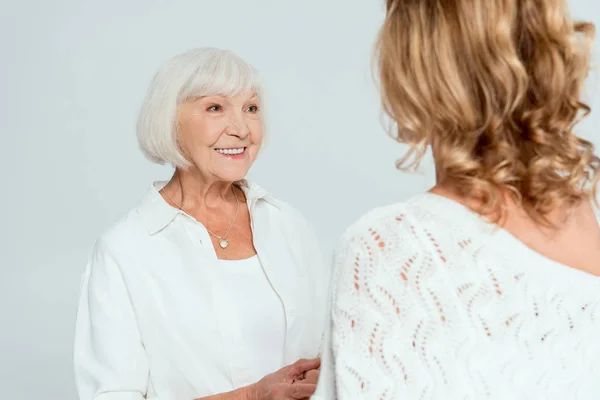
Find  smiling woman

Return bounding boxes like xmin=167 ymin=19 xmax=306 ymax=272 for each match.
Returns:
xmin=73 ymin=48 xmax=330 ymax=400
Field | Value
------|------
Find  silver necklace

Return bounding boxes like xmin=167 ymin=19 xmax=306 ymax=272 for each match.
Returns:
xmin=162 ymin=180 xmax=240 ymax=249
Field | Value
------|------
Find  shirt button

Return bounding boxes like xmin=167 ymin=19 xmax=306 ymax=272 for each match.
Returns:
xmin=289 ymin=309 xmax=297 ymax=317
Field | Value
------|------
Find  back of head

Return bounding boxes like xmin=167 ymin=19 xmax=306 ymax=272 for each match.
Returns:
xmin=377 ymin=0 xmax=599 ymax=222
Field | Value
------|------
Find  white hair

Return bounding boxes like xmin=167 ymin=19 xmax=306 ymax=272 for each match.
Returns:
xmin=136 ymin=48 xmax=264 ymax=167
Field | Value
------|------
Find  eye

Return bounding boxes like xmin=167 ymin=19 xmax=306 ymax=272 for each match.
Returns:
xmin=207 ymin=104 xmax=222 ymax=112
xmin=246 ymin=105 xmax=259 ymax=113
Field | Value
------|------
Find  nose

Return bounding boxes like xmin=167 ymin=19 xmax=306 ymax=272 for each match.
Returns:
xmin=225 ymin=113 xmax=250 ymax=139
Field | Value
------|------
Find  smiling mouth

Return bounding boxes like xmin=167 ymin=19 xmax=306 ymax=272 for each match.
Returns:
xmin=214 ymin=147 xmax=247 ymax=157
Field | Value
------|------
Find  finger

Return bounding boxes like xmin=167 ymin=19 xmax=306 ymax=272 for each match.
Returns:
xmin=302 ymin=369 xmax=320 ymax=384
xmin=286 ymin=383 xmax=317 ymax=399
xmin=289 ymin=358 xmax=321 ymax=377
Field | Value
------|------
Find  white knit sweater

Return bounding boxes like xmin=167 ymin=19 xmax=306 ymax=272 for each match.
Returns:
xmin=314 ymin=193 xmax=600 ymax=400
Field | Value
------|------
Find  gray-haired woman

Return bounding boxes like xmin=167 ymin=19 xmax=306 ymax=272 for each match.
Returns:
xmin=74 ymin=48 xmax=329 ymax=400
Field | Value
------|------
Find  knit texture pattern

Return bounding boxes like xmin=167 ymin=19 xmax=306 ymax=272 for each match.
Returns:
xmin=328 ymin=194 xmax=600 ymax=400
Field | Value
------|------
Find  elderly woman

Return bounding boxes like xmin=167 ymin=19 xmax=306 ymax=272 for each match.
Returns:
xmin=315 ymin=0 xmax=600 ymax=399
xmin=74 ymin=48 xmax=329 ymax=400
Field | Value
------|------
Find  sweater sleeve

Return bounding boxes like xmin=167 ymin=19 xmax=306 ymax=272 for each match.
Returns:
xmin=316 ymin=210 xmax=450 ymax=399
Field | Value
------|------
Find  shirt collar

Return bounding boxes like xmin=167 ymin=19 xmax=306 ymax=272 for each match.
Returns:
xmin=137 ymin=180 xmax=280 ymax=235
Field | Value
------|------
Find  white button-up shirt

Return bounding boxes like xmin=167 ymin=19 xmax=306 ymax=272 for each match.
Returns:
xmin=74 ymin=181 xmax=331 ymax=400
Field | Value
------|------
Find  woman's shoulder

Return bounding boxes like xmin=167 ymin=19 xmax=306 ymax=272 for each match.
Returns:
xmin=338 ymin=194 xmax=434 ymax=243
xmin=340 ymin=192 xmax=489 ymax=245
xmin=243 ymin=181 xmax=314 ymax=229
xmin=334 ymin=193 xmax=488 ymax=270
xmin=93 ymin=185 xmax=163 ymax=255
xmin=94 ymin=208 xmax=148 ymax=254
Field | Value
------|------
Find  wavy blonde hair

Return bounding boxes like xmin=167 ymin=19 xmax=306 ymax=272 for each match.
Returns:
xmin=377 ymin=0 xmax=599 ymax=223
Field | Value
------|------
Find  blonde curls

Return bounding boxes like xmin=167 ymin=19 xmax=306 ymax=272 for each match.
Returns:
xmin=377 ymin=0 xmax=599 ymax=223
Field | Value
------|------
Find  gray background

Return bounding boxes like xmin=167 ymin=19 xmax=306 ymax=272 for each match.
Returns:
xmin=1 ymin=0 xmax=598 ymax=398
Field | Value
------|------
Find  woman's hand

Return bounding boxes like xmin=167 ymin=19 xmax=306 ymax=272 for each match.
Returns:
xmin=247 ymin=358 xmax=320 ymax=400
xmin=293 ymin=368 xmax=320 ymax=400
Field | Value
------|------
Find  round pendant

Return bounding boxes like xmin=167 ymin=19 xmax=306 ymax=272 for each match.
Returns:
xmin=219 ymin=239 xmax=229 ymax=249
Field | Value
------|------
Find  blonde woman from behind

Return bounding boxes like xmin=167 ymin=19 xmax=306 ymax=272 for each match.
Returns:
xmin=314 ymin=0 xmax=600 ymax=399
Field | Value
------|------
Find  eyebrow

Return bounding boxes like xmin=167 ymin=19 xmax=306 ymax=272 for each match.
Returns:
xmin=203 ymin=93 xmax=258 ymax=99
xmin=195 ymin=93 xmax=259 ymax=105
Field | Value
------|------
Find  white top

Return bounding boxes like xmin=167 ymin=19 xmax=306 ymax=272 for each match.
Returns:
xmin=314 ymin=193 xmax=600 ymax=400
xmin=214 ymin=256 xmax=286 ymax=385
xmin=74 ymin=181 xmax=330 ymax=400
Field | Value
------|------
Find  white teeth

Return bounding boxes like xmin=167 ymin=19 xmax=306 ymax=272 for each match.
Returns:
xmin=216 ymin=148 xmax=245 ymax=155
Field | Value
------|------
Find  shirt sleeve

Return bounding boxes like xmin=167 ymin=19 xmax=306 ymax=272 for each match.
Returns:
xmin=288 ymin=205 xmax=333 ymax=358
xmin=311 ymin=295 xmax=335 ymax=400
xmin=74 ymin=239 xmax=157 ymax=400
xmin=315 ymin=213 xmax=446 ymax=399
xmin=304 ymin=221 xmax=333 ymax=358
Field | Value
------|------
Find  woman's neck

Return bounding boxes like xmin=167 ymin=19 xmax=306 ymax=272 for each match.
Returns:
xmin=162 ymin=169 xmax=237 ymax=211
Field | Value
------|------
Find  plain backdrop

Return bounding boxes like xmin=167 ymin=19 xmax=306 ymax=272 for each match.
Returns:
xmin=1 ymin=1 xmax=599 ymax=398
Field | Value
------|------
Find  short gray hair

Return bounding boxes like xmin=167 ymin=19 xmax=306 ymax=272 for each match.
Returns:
xmin=136 ymin=48 xmax=264 ymax=167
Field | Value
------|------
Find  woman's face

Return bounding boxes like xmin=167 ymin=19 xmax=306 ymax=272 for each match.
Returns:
xmin=177 ymin=90 xmax=263 ymax=182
